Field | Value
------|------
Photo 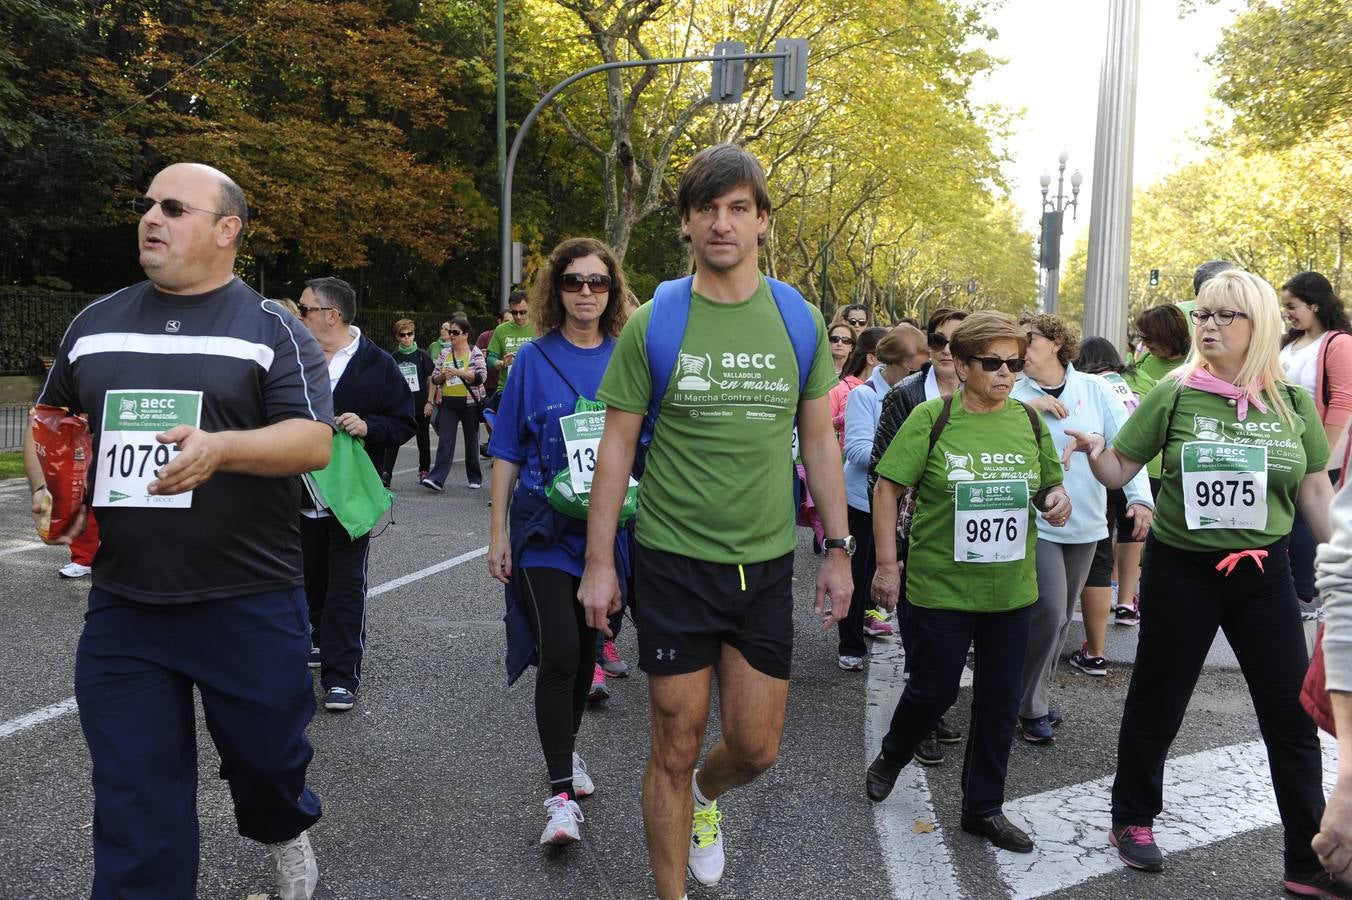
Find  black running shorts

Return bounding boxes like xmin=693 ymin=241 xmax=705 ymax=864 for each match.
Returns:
xmin=633 ymin=545 xmax=794 ymax=680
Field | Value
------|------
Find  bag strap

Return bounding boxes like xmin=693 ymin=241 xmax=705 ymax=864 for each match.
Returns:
xmin=530 ymin=335 xmax=585 ymax=400
xmin=923 ymin=394 xmax=1047 ymax=505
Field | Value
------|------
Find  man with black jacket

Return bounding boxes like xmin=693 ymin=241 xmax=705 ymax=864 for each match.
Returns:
xmin=297 ymin=276 xmax=415 ymax=712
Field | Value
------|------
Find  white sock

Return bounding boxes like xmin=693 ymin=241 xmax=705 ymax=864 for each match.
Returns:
xmin=691 ymin=769 xmax=713 ymax=808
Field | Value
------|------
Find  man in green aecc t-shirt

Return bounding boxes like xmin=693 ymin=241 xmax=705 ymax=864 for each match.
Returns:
xmin=578 ymin=144 xmax=852 ymax=900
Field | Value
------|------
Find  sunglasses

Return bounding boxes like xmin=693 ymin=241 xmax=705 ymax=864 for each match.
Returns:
xmin=509 ymin=308 xmax=529 ymax=316
xmin=131 ymin=196 xmax=226 ymax=218
xmin=969 ymin=356 xmax=1025 ymax=373
xmin=845 ymin=317 xmax=867 ymax=327
xmin=927 ymin=333 xmax=949 ymax=350
xmin=397 ymin=331 xmax=414 ymax=338
xmin=296 ymin=304 xmax=332 ymax=318
xmin=560 ymin=273 xmax=612 ymax=293
xmin=447 ymin=330 xmax=464 ymax=336
xmin=1189 ymin=308 xmax=1248 ymax=326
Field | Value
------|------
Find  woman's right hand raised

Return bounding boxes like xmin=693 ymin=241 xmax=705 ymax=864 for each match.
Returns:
xmin=1061 ymin=428 xmax=1106 ymax=470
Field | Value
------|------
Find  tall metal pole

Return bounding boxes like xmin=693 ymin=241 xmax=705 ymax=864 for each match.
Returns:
xmin=1082 ymin=0 xmax=1142 ymax=351
xmin=495 ymin=0 xmax=507 ymax=312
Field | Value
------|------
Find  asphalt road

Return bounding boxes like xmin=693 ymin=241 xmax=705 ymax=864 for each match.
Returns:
xmin=0 ymin=442 xmax=1326 ymax=899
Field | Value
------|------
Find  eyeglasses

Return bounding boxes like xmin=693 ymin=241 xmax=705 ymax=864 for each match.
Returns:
xmin=447 ymin=330 xmax=464 ymax=336
xmin=131 ymin=196 xmax=226 ymax=218
xmin=927 ymin=333 xmax=949 ymax=350
xmin=829 ymin=335 xmax=855 ymax=345
xmin=296 ymin=304 xmax=332 ymax=318
xmin=845 ymin=317 xmax=867 ymax=327
xmin=969 ymin=356 xmax=1026 ymax=373
xmin=397 ymin=331 xmax=414 ymax=338
xmin=1189 ymin=308 xmax=1248 ymax=326
xmin=509 ymin=308 xmax=529 ymax=316
xmin=560 ymin=273 xmax=612 ymax=293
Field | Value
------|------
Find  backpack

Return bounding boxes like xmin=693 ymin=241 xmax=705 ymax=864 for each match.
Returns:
xmin=639 ymin=275 xmax=820 ymax=470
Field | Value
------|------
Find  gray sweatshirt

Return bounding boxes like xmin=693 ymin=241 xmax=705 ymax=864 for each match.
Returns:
xmin=1317 ymin=481 xmax=1352 ymax=691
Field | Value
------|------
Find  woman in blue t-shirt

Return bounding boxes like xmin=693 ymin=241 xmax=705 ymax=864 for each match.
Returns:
xmin=486 ymin=237 xmax=633 ymax=848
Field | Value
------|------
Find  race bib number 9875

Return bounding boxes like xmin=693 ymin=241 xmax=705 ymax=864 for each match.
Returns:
xmin=92 ymin=389 xmax=203 ymax=509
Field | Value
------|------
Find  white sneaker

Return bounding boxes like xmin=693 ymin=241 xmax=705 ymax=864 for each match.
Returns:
xmin=687 ymin=798 xmax=725 ymax=886
xmin=58 ymin=562 xmax=91 ymax=578
xmin=540 ymin=793 xmax=584 ymax=845
xmin=268 ymin=830 xmax=318 ymax=900
xmin=572 ymin=752 xmax=595 ymax=798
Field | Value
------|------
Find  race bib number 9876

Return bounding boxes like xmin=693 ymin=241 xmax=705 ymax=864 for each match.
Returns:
xmin=92 ymin=389 xmax=203 ymax=509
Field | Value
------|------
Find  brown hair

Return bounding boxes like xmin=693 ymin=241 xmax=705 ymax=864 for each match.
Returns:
xmin=883 ymin=323 xmax=926 ymax=365
xmin=529 ymin=237 xmax=631 ymax=338
xmin=949 ymin=311 xmax=1027 ymax=362
xmin=393 ymin=318 xmax=415 ymax=338
xmin=1019 ymin=313 xmax=1079 ymax=367
xmin=1134 ymin=304 xmax=1190 ymax=358
xmin=677 ymin=144 xmax=772 ymax=224
xmin=927 ymin=307 xmax=968 ymax=335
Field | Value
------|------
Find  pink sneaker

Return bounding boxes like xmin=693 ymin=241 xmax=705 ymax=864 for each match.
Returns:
xmin=587 ymin=664 xmax=609 ymax=702
xmin=600 ymin=639 xmax=629 ymax=677
xmin=863 ymin=608 xmax=895 ymax=637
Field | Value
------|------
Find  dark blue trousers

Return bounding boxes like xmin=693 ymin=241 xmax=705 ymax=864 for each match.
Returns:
xmin=881 ymin=601 xmax=1032 ymax=816
xmin=76 ymin=587 xmax=322 ymax=900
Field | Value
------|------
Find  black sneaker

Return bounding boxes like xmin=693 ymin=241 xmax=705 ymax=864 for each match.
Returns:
xmin=1284 ymin=868 xmax=1352 ymax=898
xmin=1110 ymin=823 xmax=1164 ymax=872
xmin=1069 ymin=647 xmax=1108 ymax=677
xmin=866 ymin=750 xmax=905 ymax=802
xmin=307 ymin=646 xmax=321 ymax=670
xmin=324 ymin=686 xmax=356 ymax=712
xmin=913 ymin=733 xmax=944 ymax=766
xmin=1115 ymin=604 xmax=1141 ymax=626
xmin=934 ymin=715 xmax=963 ymax=744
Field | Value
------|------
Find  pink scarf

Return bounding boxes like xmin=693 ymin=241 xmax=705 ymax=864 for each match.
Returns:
xmin=1170 ymin=368 xmax=1269 ymax=422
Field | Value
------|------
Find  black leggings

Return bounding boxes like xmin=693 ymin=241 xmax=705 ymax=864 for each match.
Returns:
xmin=518 ymin=567 xmax=595 ymax=794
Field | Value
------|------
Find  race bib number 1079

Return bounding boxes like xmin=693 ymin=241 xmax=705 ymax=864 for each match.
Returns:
xmin=92 ymin=389 xmax=203 ymax=509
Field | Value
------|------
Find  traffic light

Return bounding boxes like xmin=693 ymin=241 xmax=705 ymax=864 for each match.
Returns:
xmin=711 ymin=42 xmax=746 ymax=104
xmin=1149 ymin=268 xmax=1160 ymax=287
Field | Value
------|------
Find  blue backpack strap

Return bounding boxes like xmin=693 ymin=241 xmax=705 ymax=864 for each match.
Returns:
xmin=644 ymin=275 xmax=695 ymax=427
xmin=765 ymin=277 xmax=819 ymax=396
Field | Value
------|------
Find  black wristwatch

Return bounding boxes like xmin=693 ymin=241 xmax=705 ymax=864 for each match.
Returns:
xmin=823 ymin=535 xmax=857 ymax=557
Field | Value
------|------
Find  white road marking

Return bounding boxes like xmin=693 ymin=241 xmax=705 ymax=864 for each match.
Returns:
xmin=995 ymin=733 xmax=1339 ymax=899
xmin=0 ymin=697 xmax=79 ymax=739
xmin=0 ymin=544 xmax=490 ymax=740
xmin=867 ymin=638 xmax=964 ymax=900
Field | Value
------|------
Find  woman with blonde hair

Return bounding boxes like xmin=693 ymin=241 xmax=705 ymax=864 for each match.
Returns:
xmin=1063 ymin=269 xmax=1338 ymax=894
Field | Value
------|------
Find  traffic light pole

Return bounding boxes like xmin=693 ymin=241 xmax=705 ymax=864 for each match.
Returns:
xmin=498 ymin=48 xmax=795 ymax=311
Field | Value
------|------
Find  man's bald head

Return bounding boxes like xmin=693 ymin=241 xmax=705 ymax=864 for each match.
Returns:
xmin=138 ymin=163 xmax=248 ymax=294
xmin=154 ymin=163 xmax=249 ymax=249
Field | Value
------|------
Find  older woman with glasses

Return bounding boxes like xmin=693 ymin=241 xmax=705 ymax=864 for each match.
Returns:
xmin=1011 ymin=315 xmax=1153 ymax=745
xmin=383 ymin=319 xmax=434 ymax=485
xmin=1063 ymin=270 xmax=1337 ymax=894
xmin=422 ymin=314 xmax=487 ymax=491
xmin=866 ymin=311 xmax=1069 ymax=854
xmin=487 ymin=236 xmax=634 ymax=848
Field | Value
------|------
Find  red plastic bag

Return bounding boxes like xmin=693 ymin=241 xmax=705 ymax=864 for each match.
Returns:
xmin=1302 ymin=621 xmax=1336 ymax=736
xmin=30 ymin=404 xmax=91 ymax=540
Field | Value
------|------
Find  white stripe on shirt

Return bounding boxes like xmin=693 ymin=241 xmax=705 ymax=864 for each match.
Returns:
xmin=67 ymin=332 xmax=275 ymax=370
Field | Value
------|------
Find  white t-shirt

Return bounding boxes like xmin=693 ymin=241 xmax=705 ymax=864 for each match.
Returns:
xmin=1280 ymin=335 xmax=1322 ymax=398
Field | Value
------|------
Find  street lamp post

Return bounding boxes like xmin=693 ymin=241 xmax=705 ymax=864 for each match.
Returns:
xmin=1038 ymin=151 xmax=1083 ymax=314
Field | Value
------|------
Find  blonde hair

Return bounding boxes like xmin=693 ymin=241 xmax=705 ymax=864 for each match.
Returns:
xmin=1174 ymin=268 xmax=1295 ymax=426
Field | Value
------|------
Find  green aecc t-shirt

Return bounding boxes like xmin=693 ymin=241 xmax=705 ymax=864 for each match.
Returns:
xmin=487 ymin=320 xmax=536 ymax=387
xmin=873 ymin=395 xmax=1063 ymax=613
xmin=1112 ymin=380 xmax=1328 ymax=552
xmin=597 ymin=279 xmax=836 ymax=563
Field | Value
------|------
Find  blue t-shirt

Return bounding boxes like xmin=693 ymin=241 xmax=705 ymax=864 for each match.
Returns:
xmin=488 ymin=329 xmax=617 ymax=574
